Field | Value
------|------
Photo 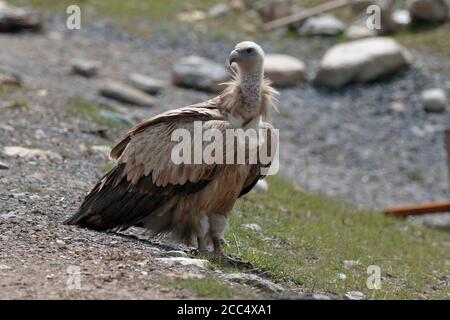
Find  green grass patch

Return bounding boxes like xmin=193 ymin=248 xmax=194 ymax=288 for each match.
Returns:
xmin=164 ymin=276 xmax=255 ymax=299
xmin=68 ymin=97 xmax=128 ymax=129
xmin=226 ymin=176 xmax=450 ymax=299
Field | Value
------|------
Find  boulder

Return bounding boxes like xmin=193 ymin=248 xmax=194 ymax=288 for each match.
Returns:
xmin=172 ymin=56 xmax=229 ymax=92
xmin=71 ymin=59 xmax=100 ymax=77
xmin=255 ymin=0 xmax=293 ymax=23
xmin=264 ymin=54 xmax=306 ymax=87
xmin=99 ymin=80 xmax=157 ymax=107
xmin=421 ymin=88 xmax=448 ymax=113
xmin=0 ymin=72 xmax=21 ymax=86
xmin=345 ymin=25 xmax=377 ymax=40
xmin=156 ymin=257 xmax=211 ymax=270
xmin=298 ymin=15 xmax=345 ymax=36
xmin=208 ymin=3 xmax=230 ymax=18
xmin=314 ymin=37 xmax=411 ymax=88
xmin=222 ymin=273 xmax=284 ymax=293
xmin=0 ymin=1 xmax=42 ymax=32
xmin=407 ymin=0 xmax=449 ymax=22
xmin=128 ymin=73 xmax=167 ymax=94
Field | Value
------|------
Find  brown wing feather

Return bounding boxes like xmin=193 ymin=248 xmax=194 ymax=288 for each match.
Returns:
xmin=65 ymin=102 xmax=231 ymax=232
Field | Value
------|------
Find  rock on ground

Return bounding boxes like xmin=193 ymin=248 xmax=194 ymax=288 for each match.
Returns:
xmin=128 ymin=73 xmax=167 ymax=94
xmin=99 ymin=80 xmax=157 ymax=107
xmin=0 ymin=160 xmax=9 ymax=169
xmin=264 ymin=54 xmax=306 ymax=87
xmin=0 ymin=1 xmax=42 ymax=32
xmin=255 ymin=0 xmax=293 ymax=23
xmin=0 ymin=71 xmax=21 ymax=86
xmin=3 ymin=146 xmax=62 ymax=161
xmin=345 ymin=291 xmax=366 ymax=300
xmin=421 ymin=88 xmax=448 ymax=113
xmin=208 ymin=3 xmax=230 ymax=18
xmin=156 ymin=257 xmax=211 ymax=270
xmin=172 ymin=56 xmax=229 ymax=92
xmin=407 ymin=0 xmax=450 ymax=22
xmin=314 ymin=37 xmax=411 ymax=88
xmin=70 ymin=59 xmax=101 ymax=77
xmin=298 ymin=15 xmax=345 ymax=36
xmin=345 ymin=25 xmax=377 ymax=40
xmin=222 ymin=273 xmax=284 ymax=293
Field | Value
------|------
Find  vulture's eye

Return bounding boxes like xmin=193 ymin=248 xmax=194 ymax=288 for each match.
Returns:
xmin=245 ymin=48 xmax=254 ymax=54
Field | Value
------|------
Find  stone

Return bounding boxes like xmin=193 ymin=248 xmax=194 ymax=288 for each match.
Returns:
xmin=222 ymin=273 xmax=284 ymax=293
xmin=314 ymin=37 xmax=411 ymax=88
xmin=255 ymin=0 xmax=293 ymax=23
xmin=99 ymin=80 xmax=157 ymax=107
xmin=421 ymin=88 xmax=448 ymax=113
xmin=0 ymin=72 xmax=21 ymax=86
xmin=242 ymin=223 xmax=262 ymax=232
xmin=71 ymin=59 xmax=101 ymax=77
xmin=407 ymin=0 xmax=449 ymax=23
xmin=208 ymin=3 xmax=230 ymax=18
xmin=90 ymin=145 xmax=111 ymax=158
xmin=172 ymin=56 xmax=229 ymax=92
xmin=345 ymin=25 xmax=377 ymax=40
xmin=178 ymin=10 xmax=206 ymax=23
xmin=0 ymin=1 xmax=42 ymax=32
xmin=0 ymin=160 xmax=9 ymax=169
xmin=345 ymin=291 xmax=366 ymax=300
xmin=311 ymin=293 xmax=332 ymax=300
xmin=299 ymin=15 xmax=345 ymax=36
xmin=343 ymin=260 xmax=361 ymax=268
xmin=3 ymin=146 xmax=62 ymax=161
xmin=165 ymin=250 xmax=188 ymax=258
xmin=391 ymin=9 xmax=412 ymax=28
xmin=264 ymin=54 xmax=306 ymax=87
xmin=389 ymin=101 xmax=406 ymax=113
xmin=156 ymin=257 xmax=211 ymax=270
xmin=128 ymin=73 xmax=167 ymax=94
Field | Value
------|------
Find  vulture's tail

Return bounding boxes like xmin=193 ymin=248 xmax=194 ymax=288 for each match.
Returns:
xmin=63 ymin=164 xmax=128 ymax=231
xmin=64 ymin=163 xmax=207 ymax=233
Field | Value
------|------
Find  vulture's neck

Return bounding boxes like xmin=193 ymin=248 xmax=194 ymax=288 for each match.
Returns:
xmin=238 ymin=68 xmax=263 ymax=123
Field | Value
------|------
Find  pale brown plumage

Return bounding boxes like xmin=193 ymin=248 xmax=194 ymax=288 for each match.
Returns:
xmin=64 ymin=41 xmax=278 ymax=255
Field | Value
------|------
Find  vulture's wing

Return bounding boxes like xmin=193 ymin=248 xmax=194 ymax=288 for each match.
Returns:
xmin=238 ymin=122 xmax=277 ymax=198
xmin=64 ymin=103 xmax=229 ymax=232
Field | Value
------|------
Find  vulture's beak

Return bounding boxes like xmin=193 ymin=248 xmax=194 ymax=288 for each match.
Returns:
xmin=229 ymin=49 xmax=240 ymax=66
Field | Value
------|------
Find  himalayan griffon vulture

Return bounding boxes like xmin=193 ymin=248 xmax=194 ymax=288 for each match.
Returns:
xmin=64 ymin=41 xmax=278 ymax=262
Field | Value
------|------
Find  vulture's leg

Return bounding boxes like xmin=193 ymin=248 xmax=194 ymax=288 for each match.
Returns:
xmin=197 ymin=236 xmax=208 ymax=253
xmin=210 ymin=214 xmax=253 ymax=269
xmin=196 ymin=215 xmax=209 ymax=253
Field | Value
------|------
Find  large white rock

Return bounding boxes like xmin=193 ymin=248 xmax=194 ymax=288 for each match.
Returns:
xmin=156 ymin=257 xmax=211 ymax=270
xmin=407 ymin=0 xmax=449 ymax=22
xmin=128 ymin=73 xmax=167 ymax=94
xmin=314 ymin=37 xmax=411 ymax=88
xmin=172 ymin=56 xmax=229 ymax=92
xmin=299 ymin=14 xmax=345 ymax=36
xmin=345 ymin=25 xmax=377 ymax=40
xmin=421 ymin=88 xmax=448 ymax=113
xmin=99 ymin=80 xmax=157 ymax=107
xmin=264 ymin=54 xmax=306 ymax=87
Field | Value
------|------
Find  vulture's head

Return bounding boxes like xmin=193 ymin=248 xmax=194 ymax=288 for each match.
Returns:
xmin=229 ymin=41 xmax=264 ymax=73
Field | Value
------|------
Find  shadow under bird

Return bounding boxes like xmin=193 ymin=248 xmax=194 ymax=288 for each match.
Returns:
xmin=64 ymin=41 xmax=278 ymax=265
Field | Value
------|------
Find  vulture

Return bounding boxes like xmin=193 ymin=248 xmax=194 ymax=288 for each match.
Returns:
xmin=64 ymin=41 xmax=278 ymax=263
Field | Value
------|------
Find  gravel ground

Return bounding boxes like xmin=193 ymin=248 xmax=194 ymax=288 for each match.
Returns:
xmin=1 ymin=14 xmax=449 ymax=298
